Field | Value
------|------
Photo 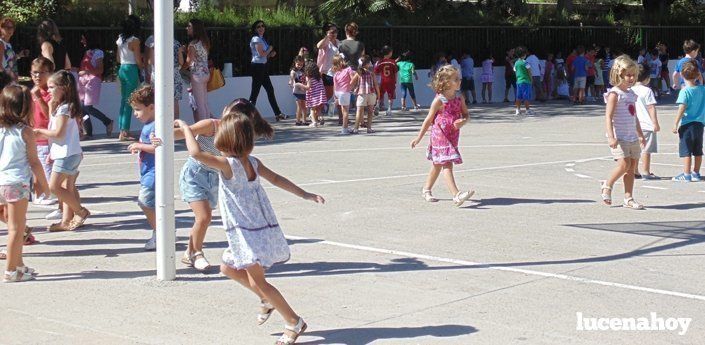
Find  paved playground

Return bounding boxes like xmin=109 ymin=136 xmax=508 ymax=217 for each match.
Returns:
xmin=1 ymin=99 xmax=703 ymax=344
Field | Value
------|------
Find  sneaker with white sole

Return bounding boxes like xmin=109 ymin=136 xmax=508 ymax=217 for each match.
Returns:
xmin=45 ymin=209 xmax=63 ymax=220
xmin=453 ymin=190 xmax=475 ymax=207
xmin=672 ymin=173 xmax=692 ymax=182
xmin=691 ymin=172 xmax=702 ymax=182
xmin=515 ymin=109 xmax=521 ymax=116
xmin=144 ymin=233 xmax=156 ymax=251
xmin=33 ymin=195 xmax=57 ymax=205
xmin=385 ymin=109 xmax=392 ymax=117
xmin=340 ymin=127 xmax=351 ymax=135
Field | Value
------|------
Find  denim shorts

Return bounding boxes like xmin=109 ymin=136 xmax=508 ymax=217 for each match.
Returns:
xmin=179 ymin=158 xmax=219 ymax=208
xmin=52 ymin=154 xmax=82 ymax=176
xmin=138 ymin=185 xmax=155 ymax=209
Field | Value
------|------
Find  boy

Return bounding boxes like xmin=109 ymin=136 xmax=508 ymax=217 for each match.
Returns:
xmin=396 ymin=51 xmax=419 ymax=111
xmin=30 ymin=57 xmax=59 ymax=213
xmin=126 ymin=85 xmax=158 ymax=249
xmin=374 ymin=45 xmax=398 ymax=116
xmin=672 ymin=60 xmax=705 ymax=182
xmin=571 ymin=46 xmax=588 ymax=104
xmin=673 ymin=39 xmax=704 ymax=90
xmin=632 ymin=64 xmax=660 ymax=180
xmin=526 ymin=48 xmax=545 ymax=101
xmin=513 ymin=46 xmax=534 ymax=116
xmin=648 ymin=50 xmax=663 ymax=98
xmin=460 ymin=50 xmax=477 ymax=105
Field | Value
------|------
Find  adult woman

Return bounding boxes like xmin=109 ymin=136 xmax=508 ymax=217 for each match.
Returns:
xmin=338 ymin=22 xmax=365 ymax=70
xmin=146 ymin=34 xmax=185 ymax=120
xmin=0 ymin=17 xmax=18 ymax=80
xmin=78 ymin=31 xmax=113 ymax=138
xmin=186 ymin=19 xmax=210 ymax=122
xmin=115 ymin=15 xmax=144 ymax=141
xmin=37 ymin=19 xmax=72 ymax=71
xmin=316 ymin=23 xmax=340 ymax=106
xmin=248 ymin=20 xmax=285 ymax=120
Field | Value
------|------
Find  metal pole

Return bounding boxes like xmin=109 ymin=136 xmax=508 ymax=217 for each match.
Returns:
xmin=154 ymin=0 xmax=176 ymax=281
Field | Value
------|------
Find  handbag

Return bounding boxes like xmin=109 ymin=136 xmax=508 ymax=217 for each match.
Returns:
xmin=207 ymin=67 xmax=225 ymax=92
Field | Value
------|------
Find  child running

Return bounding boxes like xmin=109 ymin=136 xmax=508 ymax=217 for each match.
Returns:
xmin=288 ymin=56 xmax=307 ymax=126
xmin=34 ymin=71 xmax=90 ymax=231
xmin=600 ymin=55 xmax=646 ymax=209
xmin=301 ymin=61 xmax=326 ymax=128
xmin=632 ymin=64 xmax=660 ymax=180
xmin=332 ymin=55 xmax=355 ymax=134
xmin=352 ymin=55 xmax=378 ymax=134
xmin=672 ymin=60 xmax=705 ymax=182
xmin=0 ymin=85 xmax=50 ymax=282
xmin=179 ymin=111 xmax=324 ymax=345
xmin=410 ymin=65 xmax=474 ymax=207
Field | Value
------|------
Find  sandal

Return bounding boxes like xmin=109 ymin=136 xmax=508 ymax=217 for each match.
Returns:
xmin=48 ymin=222 xmax=73 ymax=232
xmin=192 ymin=251 xmax=210 ymax=271
xmin=422 ymin=189 xmax=438 ymax=202
xmin=600 ymin=183 xmax=612 ymax=205
xmin=453 ymin=190 xmax=475 ymax=207
xmin=181 ymin=251 xmax=194 ymax=267
xmin=3 ymin=268 xmax=35 ymax=283
xmin=275 ymin=317 xmax=307 ymax=345
xmin=71 ymin=208 xmax=91 ymax=229
xmin=623 ymin=197 xmax=644 ymax=210
xmin=17 ymin=266 xmax=37 ymax=276
xmin=257 ymin=301 xmax=275 ymax=325
xmin=0 ymin=248 xmax=6 ymax=260
xmin=23 ymin=226 xmax=38 ymax=245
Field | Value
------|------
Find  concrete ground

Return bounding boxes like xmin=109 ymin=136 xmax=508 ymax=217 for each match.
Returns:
xmin=1 ymin=97 xmax=704 ymax=345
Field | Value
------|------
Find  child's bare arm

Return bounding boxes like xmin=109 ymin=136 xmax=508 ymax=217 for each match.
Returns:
xmin=672 ymin=71 xmax=680 ymax=89
xmin=35 ymin=114 xmax=68 ymax=140
xmin=604 ymin=92 xmax=618 ymax=148
xmin=22 ymin=127 xmax=49 ymax=198
xmin=171 ymin=119 xmax=217 ymax=141
xmin=411 ymin=98 xmax=442 ymax=148
xmin=256 ymin=159 xmax=325 ymax=204
xmin=647 ymin=104 xmax=659 ymax=132
xmin=178 ymin=120 xmax=231 ymax=177
xmin=673 ymin=104 xmax=686 ymax=134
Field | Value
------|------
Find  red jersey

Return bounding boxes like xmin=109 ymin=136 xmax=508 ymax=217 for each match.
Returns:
xmin=374 ymin=58 xmax=398 ymax=86
xmin=32 ymin=88 xmax=51 ymax=146
xmin=565 ymin=53 xmax=577 ymax=75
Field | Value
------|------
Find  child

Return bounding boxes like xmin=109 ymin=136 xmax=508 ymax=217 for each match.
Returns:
xmin=632 ymin=64 xmax=660 ymax=180
xmin=555 ymin=69 xmax=570 ymax=100
xmin=179 ymin=111 xmax=323 ymax=345
xmin=352 ymin=55 xmax=378 ymax=134
xmin=513 ymin=47 xmax=534 ymax=116
xmin=332 ymin=56 xmax=355 ymax=134
xmin=480 ymin=54 xmax=494 ymax=103
xmin=600 ymin=55 xmax=645 ymax=209
xmin=460 ymin=50 xmax=477 ymax=105
xmin=543 ymin=53 xmax=554 ymax=100
xmin=78 ymin=31 xmax=113 ymax=139
xmin=593 ymin=53 xmax=605 ymax=97
xmin=572 ymin=46 xmax=588 ymax=104
xmin=30 ymin=57 xmax=57 ymax=208
xmin=672 ymin=60 xmax=705 ymax=182
xmin=673 ymin=39 xmax=703 ymax=90
xmin=410 ymin=65 xmax=474 ymax=207
xmin=0 ymin=85 xmax=50 ymax=282
xmin=397 ymin=51 xmax=420 ymax=111
xmin=34 ymin=71 xmax=90 ymax=231
xmin=301 ymin=61 xmax=326 ymax=128
xmin=288 ymin=56 xmax=307 ymax=126
xmin=374 ymin=45 xmax=398 ymax=116
xmin=125 ymin=85 xmax=158 ymax=250
xmin=648 ymin=50 xmax=662 ymax=98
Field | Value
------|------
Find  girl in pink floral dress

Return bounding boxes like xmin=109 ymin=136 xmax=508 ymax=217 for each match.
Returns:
xmin=411 ymin=65 xmax=475 ymax=207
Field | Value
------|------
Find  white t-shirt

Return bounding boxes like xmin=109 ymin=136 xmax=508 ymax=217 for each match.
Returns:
xmin=116 ymin=36 xmax=138 ymax=64
xmin=49 ymin=104 xmax=82 ymax=159
xmin=526 ymin=55 xmax=542 ymax=77
xmin=631 ymin=84 xmax=657 ymax=132
xmin=648 ymin=59 xmax=662 ymax=78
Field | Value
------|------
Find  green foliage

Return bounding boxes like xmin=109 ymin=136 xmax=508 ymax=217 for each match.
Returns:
xmin=174 ymin=5 xmax=315 ymax=27
xmin=0 ymin=0 xmax=69 ymax=24
xmin=669 ymin=0 xmax=705 ymax=25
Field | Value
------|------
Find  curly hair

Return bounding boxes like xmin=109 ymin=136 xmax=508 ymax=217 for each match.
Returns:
xmin=129 ymin=84 xmax=155 ymax=107
xmin=304 ymin=60 xmax=321 ymax=80
xmin=431 ymin=65 xmax=460 ymax=93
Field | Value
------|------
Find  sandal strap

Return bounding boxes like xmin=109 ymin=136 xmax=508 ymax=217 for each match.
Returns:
xmin=261 ymin=301 xmax=274 ymax=309
xmin=284 ymin=317 xmax=305 ymax=333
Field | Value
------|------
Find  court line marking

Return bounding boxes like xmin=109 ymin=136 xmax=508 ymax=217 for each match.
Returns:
xmin=284 ymin=235 xmax=705 ymax=302
xmin=643 ymin=186 xmax=668 ymax=190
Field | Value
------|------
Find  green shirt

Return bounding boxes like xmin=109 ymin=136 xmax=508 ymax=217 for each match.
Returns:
xmin=514 ymin=58 xmax=532 ymax=84
xmin=397 ymin=61 xmax=415 ymax=83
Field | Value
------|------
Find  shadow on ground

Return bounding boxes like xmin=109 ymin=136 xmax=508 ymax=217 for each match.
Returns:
xmin=294 ymin=324 xmax=478 ymax=345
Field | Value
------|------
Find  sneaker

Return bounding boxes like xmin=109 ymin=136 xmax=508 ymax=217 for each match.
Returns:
xmin=514 ymin=109 xmax=521 ymax=116
xmin=385 ymin=109 xmax=392 ymax=117
xmin=672 ymin=173 xmax=692 ymax=182
xmin=692 ymin=172 xmax=702 ymax=182
xmin=349 ymin=128 xmax=359 ymax=134
xmin=367 ymin=128 xmax=376 ymax=134
xmin=45 ymin=209 xmax=63 ymax=220
xmin=526 ymin=109 xmax=535 ymax=116
xmin=414 ymin=104 xmax=421 ymax=110
xmin=144 ymin=233 xmax=156 ymax=251
xmin=308 ymin=122 xmax=319 ymax=128
xmin=642 ymin=173 xmax=660 ymax=180
xmin=33 ymin=195 xmax=56 ymax=205
xmin=340 ymin=127 xmax=351 ymax=135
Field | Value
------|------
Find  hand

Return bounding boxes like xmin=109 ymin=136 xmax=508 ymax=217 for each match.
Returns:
xmin=453 ymin=118 xmax=467 ymax=130
xmin=672 ymin=84 xmax=678 ymax=90
xmin=653 ymin=123 xmax=660 ymax=132
xmin=304 ymin=192 xmax=325 ymax=204
xmin=34 ymin=182 xmax=50 ymax=201
xmin=269 ymin=50 xmax=277 ymax=58
xmin=607 ymin=137 xmax=618 ymax=149
xmin=672 ymin=126 xmax=679 ymax=134
xmin=174 ymin=119 xmax=187 ymax=129
xmin=127 ymin=143 xmax=140 ymax=154
xmin=46 ymin=156 xmax=53 ymax=165
xmin=31 ymin=86 xmax=42 ymax=99
xmin=149 ymin=133 xmax=163 ymax=147
xmin=411 ymin=138 xmax=421 ymax=149
xmin=639 ymin=136 xmax=646 ymax=149
xmin=78 ymin=70 xmax=87 ymax=77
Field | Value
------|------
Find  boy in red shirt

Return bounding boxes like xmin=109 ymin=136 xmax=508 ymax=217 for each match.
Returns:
xmin=374 ymin=45 xmax=398 ymax=116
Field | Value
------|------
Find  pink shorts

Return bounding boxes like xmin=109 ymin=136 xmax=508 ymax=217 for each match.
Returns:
xmin=0 ymin=183 xmax=30 ymax=204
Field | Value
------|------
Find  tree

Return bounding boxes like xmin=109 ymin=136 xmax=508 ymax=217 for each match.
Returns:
xmin=557 ymin=0 xmax=573 ymax=12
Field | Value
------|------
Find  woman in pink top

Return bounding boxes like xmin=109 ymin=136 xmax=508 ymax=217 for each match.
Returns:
xmin=332 ymin=56 xmax=355 ymax=134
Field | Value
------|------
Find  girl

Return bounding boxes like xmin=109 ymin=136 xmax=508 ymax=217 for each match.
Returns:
xmin=301 ymin=61 xmax=326 ymax=128
xmin=351 ymin=55 xmax=378 ymax=134
xmin=78 ymin=31 xmax=113 ymax=139
xmin=480 ymin=54 xmax=494 ymax=103
xmin=288 ymin=56 xmax=307 ymax=126
xmin=0 ymin=17 xmax=18 ymax=80
xmin=186 ymin=19 xmax=211 ymax=122
xmin=115 ymin=16 xmax=144 ymax=141
xmin=0 ymin=85 xmax=50 ymax=282
xmin=34 ymin=71 xmax=91 ymax=230
xmin=332 ymin=55 xmax=355 ymax=134
xmin=410 ymin=65 xmax=474 ymax=207
xmin=179 ymin=112 xmax=323 ymax=345
xmin=600 ymin=55 xmax=645 ymax=210
xmin=543 ymin=53 xmax=555 ymax=99
xmin=594 ymin=52 xmax=605 ymax=96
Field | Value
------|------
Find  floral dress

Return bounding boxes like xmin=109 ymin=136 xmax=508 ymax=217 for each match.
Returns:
xmin=427 ymin=95 xmax=463 ymax=165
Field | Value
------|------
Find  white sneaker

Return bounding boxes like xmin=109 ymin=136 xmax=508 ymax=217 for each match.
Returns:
xmin=386 ymin=109 xmax=392 ymax=117
xmin=308 ymin=122 xmax=319 ymax=128
xmin=144 ymin=233 xmax=156 ymax=251
xmin=33 ymin=195 xmax=57 ymax=205
xmin=45 ymin=209 xmax=63 ymax=220
xmin=526 ymin=109 xmax=535 ymax=116
xmin=340 ymin=127 xmax=351 ymax=135
xmin=515 ymin=109 xmax=521 ymax=116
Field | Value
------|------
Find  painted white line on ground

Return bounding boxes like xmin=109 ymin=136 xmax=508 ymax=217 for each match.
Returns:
xmin=651 ymin=162 xmax=683 ymax=167
xmin=565 ymin=168 xmax=575 ymax=172
xmin=574 ymin=174 xmax=593 ymax=179
xmin=642 ymin=186 xmax=668 ymax=190
xmin=565 ymin=163 xmax=575 ymax=167
xmin=284 ymin=235 xmax=705 ymax=302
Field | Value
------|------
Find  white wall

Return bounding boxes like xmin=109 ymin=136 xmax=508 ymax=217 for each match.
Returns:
xmin=88 ymin=61 xmax=679 ymax=135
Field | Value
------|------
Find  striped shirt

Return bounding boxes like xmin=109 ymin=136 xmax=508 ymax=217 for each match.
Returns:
xmin=357 ymin=70 xmax=375 ymax=95
xmin=194 ymin=120 xmax=221 ymax=171
xmin=604 ymin=87 xmax=638 ymax=142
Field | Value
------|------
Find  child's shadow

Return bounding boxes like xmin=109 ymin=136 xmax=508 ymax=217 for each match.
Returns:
xmin=293 ymin=324 xmax=478 ymax=345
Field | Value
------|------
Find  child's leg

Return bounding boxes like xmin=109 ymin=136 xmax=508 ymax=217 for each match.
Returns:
xmin=220 ymin=264 xmax=266 ymax=299
xmin=605 ymin=158 xmax=629 ymax=189
xmin=424 ymin=164 xmax=443 ymax=191
xmin=341 ymin=105 xmax=350 ymax=129
xmin=488 ymin=82 xmax=493 ymax=102
xmin=5 ymin=199 xmax=28 ymax=273
xmin=694 ymin=155 xmax=702 ymax=173
xmin=684 ymin=156 xmax=693 ymax=174
xmin=640 ymin=153 xmax=651 ymax=174
xmin=245 ymin=264 xmax=300 ymax=326
xmin=623 ymin=158 xmax=636 ymax=199
xmin=188 ymin=200 xmax=212 ymax=254
xmin=49 ymin=173 xmax=78 ymax=224
xmin=354 ymin=101 xmax=363 ymax=130
xmin=524 ymin=100 xmax=531 ymax=110
xmin=140 ymin=205 xmax=156 ymax=230
xmin=481 ymin=83 xmax=487 ymax=101
xmin=366 ymin=105 xmax=374 ymax=130
xmin=441 ymin=163 xmax=461 ymax=196
xmin=312 ymin=107 xmax=319 ymax=123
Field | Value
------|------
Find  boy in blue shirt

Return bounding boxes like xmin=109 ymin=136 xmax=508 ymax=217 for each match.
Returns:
xmin=672 ymin=39 xmax=704 ymax=89
xmin=571 ymin=46 xmax=588 ymax=104
xmin=126 ymin=85 xmax=158 ymax=249
xmin=672 ymin=60 xmax=705 ymax=182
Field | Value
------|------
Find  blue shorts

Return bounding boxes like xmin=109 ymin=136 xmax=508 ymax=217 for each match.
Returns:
xmin=138 ymin=185 xmax=155 ymax=209
xmin=52 ymin=154 xmax=82 ymax=175
xmin=516 ymin=83 xmax=533 ymax=101
xmin=678 ymin=122 xmax=704 ymax=157
xmin=179 ymin=158 xmax=219 ymax=208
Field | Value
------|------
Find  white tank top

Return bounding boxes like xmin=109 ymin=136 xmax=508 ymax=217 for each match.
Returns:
xmin=0 ymin=124 xmax=31 ymax=185
xmin=116 ymin=36 xmax=138 ymax=64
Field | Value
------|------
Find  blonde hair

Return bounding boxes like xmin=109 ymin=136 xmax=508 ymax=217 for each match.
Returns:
xmin=431 ymin=65 xmax=459 ymax=93
xmin=332 ymin=55 xmax=346 ymax=73
xmin=609 ymin=55 xmax=638 ymax=87
xmin=215 ymin=112 xmax=254 ymax=157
